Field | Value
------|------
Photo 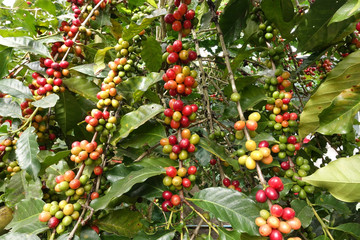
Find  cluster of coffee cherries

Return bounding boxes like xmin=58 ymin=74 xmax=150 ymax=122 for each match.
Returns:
xmin=238 ymin=140 xmax=273 ymax=170
xmin=85 ymin=109 xmax=117 ymax=143
xmin=264 ymin=71 xmax=292 ymax=93
xmin=39 ymin=200 xmax=82 ymax=234
xmin=54 ymin=170 xmax=89 ymax=199
xmin=222 ymin=177 xmax=242 ymax=192
xmin=31 ymin=113 xmax=57 ymax=143
xmin=255 ymin=177 xmax=283 ymax=202
xmin=95 ymin=80 xmax=123 ymax=110
xmin=162 ymin=166 xmax=197 ymax=190
xmin=163 ymin=99 xmax=198 ymax=129
xmin=70 ymin=140 xmax=102 ymax=165
xmin=164 ymin=40 xmax=197 ymax=65
xmin=3 ymin=161 xmax=21 ymax=177
xmin=283 ymin=156 xmax=315 ymax=199
xmin=256 ymin=206 xmax=301 ymax=239
xmin=234 ymin=112 xmax=261 ymax=133
xmin=160 ymin=129 xmax=200 ymax=160
xmin=20 ymin=100 xmax=35 ymax=117
xmin=0 ymin=138 xmax=16 ymax=154
xmin=113 ymin=36 xmax=145 ymax=80
xmin=267 ymin=111 xmax=298 ymax=134
xmin=163 ymin=64 xmax=198 ymax=96
xmin=164 ymin=0 xmax=195 ymax=37
xmin=271 ymin=135 xmax=301 ymax=159
xmin=29 ymin=67 xmax=66 ymax=99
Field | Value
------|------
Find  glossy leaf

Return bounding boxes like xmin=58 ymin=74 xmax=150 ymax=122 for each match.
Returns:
xmin=133 ymin=157 xmax=175 ymax=168
xmin=0 ymin=48 xmax=12 ymax=78
xmin=32 ymin=94 xmax=59 ymax=108
xmin=261 ymin=0 xmax=297 ymax=39
xmin=79 ymin=227 xmax=101 ymax=240
xmin=55 ymin=91 xmax=84 ymax=135
xmin=302 ymin=155 xmax=360 ymax=202
xmin=189 ymin=187 xmax=260 ymax=236
xmin=219 ymin=0 xmax=249 ymax=44
xmin=91 ymin=166 xmax=164 ymax=210
xmin=15 ymin=127 xmax=40 ymax=179
xmin=317 ymin=86 xmax=360 ymax=135
xmin=141 ymin=36 xmax=162 ymax=72
xmin=299 ymin=51 xmax=360 ymax=138
xmin=117 ymin=72 xmax=162 ymax=104
xmin=240 ymin=85 xmax=267 ymax=110
xmin=0 ymin=36 xmax=51 ymax=57
xmin=0 ymin=98 xmax=22 ymax=118
xmin=333 ymin=223 xmax=360 ymax=238
xmin=329 ymin=0 xmax=360 ymax=23
xmin=94 ymin=47 xmax=114 ymax=74
xmin=70 ymin=63 xmax=109 ymax=78
xmin=295 ymin=0 xmax=355 ymax=51
xmin=315 ymin=194 xmax=350 ymax=215
xmin=290 ymin=199 xmax=314 ymax=228
xmin=0 ymin=233 xmax=40 ymax=240
xmin=133 ymin=230 xmax=176 ymax=240
xmin=120 ymin=121 xmax=166 ymax=148
xmin=38 ymin=150 xmax=71 ymax=175
xmin=223 ymin=76 xmax=261 ymax=97
xmin=57 ymin=234 xmax=79 ymax=240
xmin=62 ymin=75 xmax=100 ymax=102
xmin=122 ymin=9 xmax=167 ymax=41
xmin=6 ymin=198 xmax=47 ymax=235
xmin=218 ymin=228 xmax=241 ymax=240
xmin=0 ymin=79 xmax=33 ymax=99
xmin=199 ymin=138 xmax=239 ymax=171
xmin=3 ymin=171 xmax=43 ymax=207
xmin=34 ymin=0 xmax=56 ymax=15
xmin=111 ymin=104 xmax=164 ymax=145
xmin=96 ymin=208 xmax=142 ymax=237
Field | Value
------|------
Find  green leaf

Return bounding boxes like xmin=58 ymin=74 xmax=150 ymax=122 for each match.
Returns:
xmin=0 ymin=48 xmax=12 ymax=78
xmin=188 ymin=187 xmax=260 ymax=236
xmin=133 ymin=230 xmax=176 ymax=240
xmin=315 ymin=194 xmax=350 ymax=215
xmin=110 ymin=104 xmax=164 ymax=145
xmin=3 ymin=171 xmax=43 ymax=207
xmin=80 ymin=227 xmax=101 ymax=240
xmin=299 ymin=50 xmax=360 ymax=138
xmin=55 ymin=91 xmax=84 ymax=135
xmin=94 ymin=47 xmax=114 ymax=74
xmin=117 ymin=72 xmax=162 ymax=104
xmin=295 ymin=0 xmax=355 ymax=51
xmin=105 ymin=165 xmax=141 ymax=183
xmin=146 ymin=0 xmax=157 ymax=7
xmin=240 ymin=85 xmax=267 ymax=110
xmin=329 ymin=0 xmax=360 ymax=24
xmin=290 ymin=199 xmax=314 ymax=228
xmin=218 ymin=228 xmax=241 ymax=240
xmin=133 ymin=157 xmax=175 ymax=168
xmin=223 ymin=76 xmax=261 ymax=97
xmin=57 ymin=234 xmax=79 ymax=240
xmin=317 ymin=86 xmax=360 ymax=135
xmin=96 ymin=208 xmax=142 ymax=238
xmin=6 ymin=198 xmax=47 ymax=235
xmin=34 ymin=0 xmax=56 ymax=15
xmin=0 ymin=79 xmax=33 ymax=99
xmin=0 ymin=98 xmax=22 ymax=118
xmin=302 ymin=155 xmax=360 ymax=202
xmin=120 ymin=121 xmax=166 ymax=148
xmin=0 ymin=37 xmax=51 ymax=57
xmin=141 ymin=37 xmax=162 ymax=72
xmin=38 ymin=150 xmax=70 ymax=175
xmin=32 ymin=94 xmax=59 ymax=108
xmin=333 ymin=223 xmax=360 ymax=238
xmin=0 ymin=233 xmax=40 ymax=240
xmin=261 ymin=0 xmax=297 ymax=39
xmin=90 ymin=166 xmax=164 ymax=210
xmin=122 ymin=9 xmax=167 ymax=41
xmin=15 ymin=127 xmax=40 ymax=179
xmin=199 ymin=138 xmax=239 ymax=171
xmin=70 ymin=63 xmax=109 ymax=78
xmin=219 ymin=0 xmax=249 ymax=44
xmin=62 ymin=75 xmax=100 ymax=102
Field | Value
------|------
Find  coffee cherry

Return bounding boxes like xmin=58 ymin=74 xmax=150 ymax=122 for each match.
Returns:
xmin=187 ymin=166 xmax=197 ymax=175
xmin=166 ymin=166 xmax=177 ymax=178
xmin=287 ymin=217 xmax=301 ymax=230
xmin=255 ymin=189 xmax=267 ymax=203
xmin=210 ymin=159 xmax=217 ymax=165
xmin=267 ymin=216 xmax=280 ymax=229
xmin=48 ymin=217 xmax=60 ymax=229
xmin=182 ymin=178 xmax=191 ymax=188
xmin=270 ymin=204 xmax=283 ymax=218
xmin=278 ymin=221 xmax=291 ymax=234
xmin=170 ymin=194 xmax=181 ymax=206
xmin=94 ymin=166 xmax=103 ymax=175
xmin=265 ymin=187 xmax=279 ymax=200
xmin=282 ymin=207 xmax=296 ymax=220
xmin=91 ymin=192 xmax=99 ymax=200
xmin=162 ymin=191 xmax=173 ymax=200
xmin=223 ymin=178 xmax=230 ymax=187
xmin=268 ymin=177 xmax=283 ymax=192
xmin=162 ymin=200 xmax=173 ymax=212
xmin=259 ymin=224 xmax=272 ymax=237
xmin=39 ymin=211 xmax=51 ymax=222
xmin=269 ymin=229 xmax=283 ymax=240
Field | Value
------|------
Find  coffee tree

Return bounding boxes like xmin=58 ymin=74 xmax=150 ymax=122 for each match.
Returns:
xmin=0 ymin=0 xmax=359 ymax=239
